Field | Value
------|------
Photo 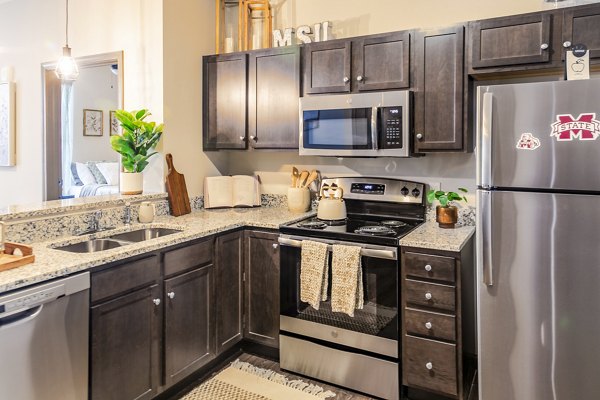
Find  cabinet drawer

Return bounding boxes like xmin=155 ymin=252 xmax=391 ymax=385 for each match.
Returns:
xmin=405 ymin=279 xmax=455 ymax=312
xmin=405 ymin=308 xmax=456 ymax=342
xmin=404 ymin=335 xmax=457 ymax=396
xmin=92 ymin=255 xmax=160 ymax=303
xmin=404 ymin=252 xmax=455 ymax=283
xmin=164 ymin=238 xmax=213 ymax=277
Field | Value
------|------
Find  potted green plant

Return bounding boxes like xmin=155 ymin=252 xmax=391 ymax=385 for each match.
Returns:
xmin=427 ymin=188 xmax=468 ymax=229
xmin=110 ymin=109 xmax=164 ymax=195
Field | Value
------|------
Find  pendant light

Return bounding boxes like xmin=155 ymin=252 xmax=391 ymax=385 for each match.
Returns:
xmin=55 ymin=0 xmax=79 ymax=81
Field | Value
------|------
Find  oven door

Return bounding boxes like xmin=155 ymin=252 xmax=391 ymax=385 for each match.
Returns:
xmin=279 ymin=235 xmax=399 ymax=358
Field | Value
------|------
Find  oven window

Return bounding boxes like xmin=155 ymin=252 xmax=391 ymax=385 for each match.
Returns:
xmin=281 ymin=246 xmax=398 ymax=340
xmin=303 ymin=108 xmax=373 ymax=149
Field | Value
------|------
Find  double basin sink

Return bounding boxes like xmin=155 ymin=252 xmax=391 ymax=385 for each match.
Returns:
xmin=55 ymin=227 xmax=182 ymax=253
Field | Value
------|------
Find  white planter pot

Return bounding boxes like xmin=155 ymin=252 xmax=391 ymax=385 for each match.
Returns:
xmin=120 ymin=172 xmax=143 ymax=195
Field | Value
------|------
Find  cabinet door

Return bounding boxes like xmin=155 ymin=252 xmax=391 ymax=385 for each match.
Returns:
xmin=215 ymin=230 xmax=244 ymax=354
xmin=303 ymin=40 xmax=352 ymax=94
xmin=90 ymin=285 xmax=161 ymax=400
xmin=244 ymin=230 xmax=280 ymax=348
xmin=353 ymin=32 xmax=410 ymax=91
xmin=164 ymin=265 xmax=215 ymax=386
xmin=563 ymin=4 xmax=600 ymax=61
xmin=248 ymin=47 xmax=300 ymax=149
xmin=203 ymin=53 xmax=248 ymax=150
xmin=469 ymin=13 xmax=552 ymax=69
xmin=414 ymin=26 xmax=465 ymax=152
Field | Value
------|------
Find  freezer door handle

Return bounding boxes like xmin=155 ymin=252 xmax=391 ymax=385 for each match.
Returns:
xmin=478 ymin=190 xmax=494 ymax=286
xmin=478 ymin=92 xmax=493 ymax=188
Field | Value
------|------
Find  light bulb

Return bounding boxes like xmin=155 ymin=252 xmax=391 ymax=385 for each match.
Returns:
xmin=55 ymin=46 xmax=79 ymax=81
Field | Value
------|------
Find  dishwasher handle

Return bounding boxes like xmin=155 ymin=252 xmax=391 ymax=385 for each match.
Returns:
xmin=0 ymin=304 xmax=43 ymax=330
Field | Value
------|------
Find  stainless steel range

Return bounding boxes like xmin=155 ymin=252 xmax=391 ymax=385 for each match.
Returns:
xmin=279 ymin=177 xmax=426 ymax=400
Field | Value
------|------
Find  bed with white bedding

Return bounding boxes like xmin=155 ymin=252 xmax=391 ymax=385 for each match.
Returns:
xmin=69 ymin=161 xmax=120 ymax=198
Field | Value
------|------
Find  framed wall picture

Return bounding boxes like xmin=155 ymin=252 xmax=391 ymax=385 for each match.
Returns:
xmin=0 ymin=82 xmax=16 ymax=167
xmin=109 ymin=110 xmax=121 ymax=136
xmin=83 ymin=109 xmax=103 ymax=136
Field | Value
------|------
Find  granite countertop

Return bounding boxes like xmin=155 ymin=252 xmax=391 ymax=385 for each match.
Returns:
xmin=0 ymin=207 xmax=315 ymax=294
xmin=0 ymin=208 xmax=475 ymax=294
xmin=399 ymin=221 xmax=475 ymax=252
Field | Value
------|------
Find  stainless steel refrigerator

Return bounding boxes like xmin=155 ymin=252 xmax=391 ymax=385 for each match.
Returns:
xmin=476 ymin=79 xmax=600 ymax=400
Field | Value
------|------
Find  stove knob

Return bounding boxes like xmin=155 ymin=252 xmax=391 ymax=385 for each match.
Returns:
xmin=400 ymin=186 xmax=409 ymax=196
xmin=412 ymin=188 xmax=421 ymax=197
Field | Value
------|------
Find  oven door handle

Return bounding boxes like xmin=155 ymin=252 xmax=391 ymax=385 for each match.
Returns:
xmin=277 ymin=237 xmax=397 ymax=260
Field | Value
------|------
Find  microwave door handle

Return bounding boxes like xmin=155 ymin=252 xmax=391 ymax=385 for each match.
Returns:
xmin=371 ymin=107 xmax=379 ymax=150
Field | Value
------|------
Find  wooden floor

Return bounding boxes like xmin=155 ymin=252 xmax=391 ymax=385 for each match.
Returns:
xmin=172 ymin=352 xmax=479 ymax=400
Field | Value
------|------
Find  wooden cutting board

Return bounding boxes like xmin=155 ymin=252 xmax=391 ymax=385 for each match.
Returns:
xmin=165 ymin=153 xmax=191 ymax=217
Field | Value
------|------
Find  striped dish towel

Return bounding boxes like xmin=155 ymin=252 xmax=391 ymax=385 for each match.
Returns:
xmin=300 ymin=240 xmax=329 ymax=310
xmin=331 ymin=244 xmax=364 ymax=317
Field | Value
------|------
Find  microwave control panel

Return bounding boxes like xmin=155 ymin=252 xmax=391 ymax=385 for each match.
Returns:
xmin=380 ymin=107 xmax=403 ymax=149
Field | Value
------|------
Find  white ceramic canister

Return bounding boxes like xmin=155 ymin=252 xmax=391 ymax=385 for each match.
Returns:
xmin=138 ymin=201 xmax=156 ymax=223
xmin=287 ymin=187 xmax=311 ymax=213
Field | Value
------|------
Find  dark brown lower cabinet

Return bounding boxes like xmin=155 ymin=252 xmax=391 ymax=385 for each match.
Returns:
xmin=90 ymin=284 xmax=161 ymax=400
xmin=401 ymin=237 xmax=475 ymax=400
xmin=164 ymin=265 xmax=215 ymax=387
xmin=215 ymin=231 xmax=244 ymax=354
xmin=244 ymin=230 xmax=280 ymax=348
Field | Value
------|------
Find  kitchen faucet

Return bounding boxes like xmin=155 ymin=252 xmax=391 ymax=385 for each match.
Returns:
xmin=76 ymin=209 xmax=115 ymax=236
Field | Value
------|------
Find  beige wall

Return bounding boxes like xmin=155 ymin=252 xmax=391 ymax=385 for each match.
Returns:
xmin=0 ymin=0 xmax=163 ymax=207
xmin=162 ymin=0 xmax=229 ymax=198
xmin=271 ymin=0 xmax=556 ymax=38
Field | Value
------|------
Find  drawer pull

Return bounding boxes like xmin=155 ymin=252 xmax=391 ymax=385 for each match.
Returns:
xmin=167 ymin=291 xmax=175 ymax=299
xmin=425 ymin=321 xmax=432 ymax=330
xmin=425 ymin=292 xmax=433 ymax=300
xmin=426 ymin=362 xmax=433 ymax=370
xmin=424 ymin=264 xmax=432 ymax=272
xmin=153 ymin=298 xmax=161 ymax=306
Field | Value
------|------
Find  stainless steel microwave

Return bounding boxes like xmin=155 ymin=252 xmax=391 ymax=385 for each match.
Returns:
xmin=299 ymin=91 xmax=411 ymax=157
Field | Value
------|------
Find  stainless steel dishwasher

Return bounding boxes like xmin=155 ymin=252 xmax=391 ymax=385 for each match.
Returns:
xmin=0 ymin=272 xmax=89 ymax=400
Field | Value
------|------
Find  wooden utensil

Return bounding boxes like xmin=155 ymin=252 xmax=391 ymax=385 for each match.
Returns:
xmin=0 ymin=242 xmax=35 ymax=272
xmin=165 ymin=153 xmax=191 ymax=217
xmin=298 ymin=170 xmax=309 ymax=188
xmin=303 ymin=169 xmax=319 ymax=188
xmin=292 ymin=167 xmax=299 ymax=188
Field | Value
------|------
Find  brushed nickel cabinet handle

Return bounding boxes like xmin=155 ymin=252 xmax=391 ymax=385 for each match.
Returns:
xmin=153 ymin=298 xmax=161 ymax=306
xmin=167 ymin=292 xmax=175 ymax=299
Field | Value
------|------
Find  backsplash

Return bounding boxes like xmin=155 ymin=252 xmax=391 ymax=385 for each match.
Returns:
xmin=3 ymin=194 xmax=289 ymax=244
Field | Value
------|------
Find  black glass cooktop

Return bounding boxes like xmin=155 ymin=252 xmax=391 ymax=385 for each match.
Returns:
xmin=281 ymin=215 xmax=422 ymax=246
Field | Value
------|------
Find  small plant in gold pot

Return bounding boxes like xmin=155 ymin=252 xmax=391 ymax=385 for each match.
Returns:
xmin=427 ymin=188 xmax=468 ymax=229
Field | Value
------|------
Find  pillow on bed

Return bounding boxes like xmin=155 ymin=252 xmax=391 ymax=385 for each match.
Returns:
xmin=71 ymin=162 xmax=97 ymax=185
xmin=87 ymin=162 xmax=108 ymax=185
xmin=96 ymin=162 xmax=120 ymax=186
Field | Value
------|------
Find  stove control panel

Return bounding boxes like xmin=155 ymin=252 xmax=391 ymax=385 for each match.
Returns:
xmin=322 ymin=177 xmax=425 ymax=204
xmin=351 ymin=183 xmax=385 ymax=195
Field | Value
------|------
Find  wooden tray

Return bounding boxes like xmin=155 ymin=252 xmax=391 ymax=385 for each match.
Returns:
xmin=0 ymin=242 xmax=35 ymax=272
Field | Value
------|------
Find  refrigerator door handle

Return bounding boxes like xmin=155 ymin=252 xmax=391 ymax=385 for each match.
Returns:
xmin=479 ymin=92 xmax=493 ymax=189
xmin=478 ymin=190 xmax=494 ymax=286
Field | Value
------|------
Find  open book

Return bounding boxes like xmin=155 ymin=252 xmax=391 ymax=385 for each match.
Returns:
xmin=204 ymin=175 xmax=261 ymax=208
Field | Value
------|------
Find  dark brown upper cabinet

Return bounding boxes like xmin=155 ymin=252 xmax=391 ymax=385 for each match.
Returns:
xmin=469 ymin=12 xmax=554 ymax=70
xmin=303 ymin=31 xmax=410 ymax=95
xmin=413 ymin=26 xmax=466 ymax=152
xmin=248 ymin=47 xmax=300 ymax=149
xmin=203 ymin=53 xmax=248 ymax=150
xmin=563 ymin=3 xmax=600 ymax=61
